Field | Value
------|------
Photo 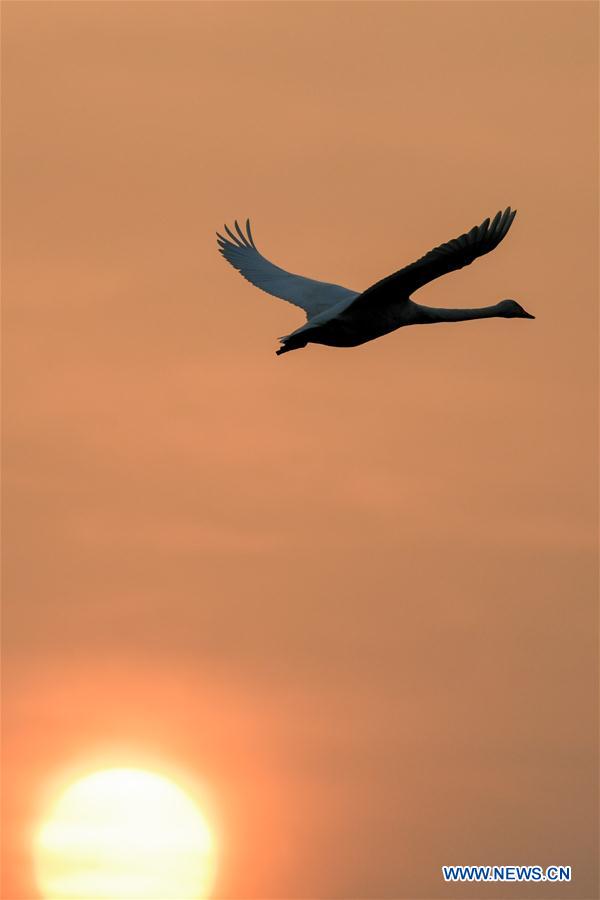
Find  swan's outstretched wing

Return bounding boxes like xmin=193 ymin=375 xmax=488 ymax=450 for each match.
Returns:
xmin=217 ymin=219 xmax=359 ymax=320
xmin=350 ymin=208 xmax=517 ymax=308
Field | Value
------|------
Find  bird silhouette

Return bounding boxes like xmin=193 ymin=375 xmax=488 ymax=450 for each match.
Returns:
xmin=216 ymin=208 xmax=534 ymax=356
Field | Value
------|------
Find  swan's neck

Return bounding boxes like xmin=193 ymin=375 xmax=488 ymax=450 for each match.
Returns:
xmin=414 ymin=302 xmax=503 ymax=324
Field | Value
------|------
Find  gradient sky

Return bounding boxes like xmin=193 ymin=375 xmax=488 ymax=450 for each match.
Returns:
xmin=2 ymin=2 xmax=598 ymax=898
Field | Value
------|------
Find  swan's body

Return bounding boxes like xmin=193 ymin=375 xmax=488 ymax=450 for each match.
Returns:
xmin=216 ymin=208 xmax=534 ymax=355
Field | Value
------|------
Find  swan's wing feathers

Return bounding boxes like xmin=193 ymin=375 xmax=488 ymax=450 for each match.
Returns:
xmin=352 ymin=208 xmax=517 ymax=306
xmin=217 ymin=219 xmax=359 ymax=319
xmin=400 ymin=207 xmax=517 ymax=294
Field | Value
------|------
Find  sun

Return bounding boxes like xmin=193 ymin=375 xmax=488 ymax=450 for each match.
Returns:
xmin=33 ymin=768 xmax=216 ymax=900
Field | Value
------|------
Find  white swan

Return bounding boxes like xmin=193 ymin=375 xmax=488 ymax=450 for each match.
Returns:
xmin=216 ymin=208 xmax=534 ymax=356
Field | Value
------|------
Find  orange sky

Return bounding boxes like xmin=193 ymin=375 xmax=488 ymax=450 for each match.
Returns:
xmin=2 ymin=2 xmax=598 ymax=898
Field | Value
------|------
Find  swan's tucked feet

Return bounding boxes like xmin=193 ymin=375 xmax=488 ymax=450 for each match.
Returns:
xmin=276 ymin=337 xmax=307 ymax=355
xmin=276 ymin=344 xmax=296 ymax=356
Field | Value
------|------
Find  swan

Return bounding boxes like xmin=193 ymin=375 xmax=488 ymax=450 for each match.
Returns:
xmin=216 ymin=208 xmax=534 ymax=356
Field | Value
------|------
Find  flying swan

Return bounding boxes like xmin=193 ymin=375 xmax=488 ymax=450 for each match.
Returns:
xmin=216 ymin=208 xmax=534 ymax=356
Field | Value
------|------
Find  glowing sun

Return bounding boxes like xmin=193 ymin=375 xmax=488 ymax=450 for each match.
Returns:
xmin=34 ymin=768 xmax=216 ymax=900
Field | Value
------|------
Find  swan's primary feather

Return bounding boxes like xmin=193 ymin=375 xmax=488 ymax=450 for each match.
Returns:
xmin=217 ymin=219 xmax=359 ymax=320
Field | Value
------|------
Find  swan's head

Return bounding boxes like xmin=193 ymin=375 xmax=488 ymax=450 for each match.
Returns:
xmin=497 ymin=299 xmax=535 ymax=319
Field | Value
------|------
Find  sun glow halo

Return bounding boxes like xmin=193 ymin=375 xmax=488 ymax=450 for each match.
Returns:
xmin=34 ymin=768 xmax=216 ymax=899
